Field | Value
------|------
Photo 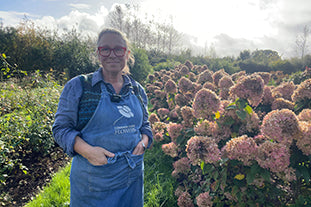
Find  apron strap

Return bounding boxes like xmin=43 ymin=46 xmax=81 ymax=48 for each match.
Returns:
xmin=107 ymin=151 xmax=137 ymax=169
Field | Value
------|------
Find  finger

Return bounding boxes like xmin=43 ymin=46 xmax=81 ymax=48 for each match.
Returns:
xmin=102 ymin=148 xmax=115 ymax=157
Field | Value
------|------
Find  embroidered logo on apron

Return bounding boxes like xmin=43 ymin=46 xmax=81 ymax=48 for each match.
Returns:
xmin=117 ymin=105 xmax=134 ymax=118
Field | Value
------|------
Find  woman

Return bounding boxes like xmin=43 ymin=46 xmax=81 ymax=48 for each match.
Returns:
xmin=52 ymin=28 xmax=153 ymax=207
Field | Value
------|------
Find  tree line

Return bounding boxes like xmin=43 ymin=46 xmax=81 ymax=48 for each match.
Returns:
xmin=1 ymin=16 xmax=311 ymax=84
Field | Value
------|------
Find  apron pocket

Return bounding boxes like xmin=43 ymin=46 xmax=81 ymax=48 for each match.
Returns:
xmin=88 ymin=156 xmax=129 ymax=192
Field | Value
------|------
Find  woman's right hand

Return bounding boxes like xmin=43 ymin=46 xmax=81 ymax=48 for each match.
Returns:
xmin=73 ymin=136 xmax=115 ymax=166
xmin=85 ymin=146 xmax=115 ymax=166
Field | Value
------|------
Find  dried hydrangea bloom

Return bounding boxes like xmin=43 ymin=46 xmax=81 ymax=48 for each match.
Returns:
xmin=175 ymin=93 xmax=191 ymax=107
xmin=177 ymin=192 xmax=194 ymax=207
xmin=261 ymin=109 xmax=300 ymax=146
xmin=154 ymin=132 xmax=164 ymax=142
xmin=271 ymin=98 xmax=295 ymax=110
xmin=188 ymin=72 xmax=196 ymax=82
xmin=146 ymin=85 xmax=161 ymax=94
xmin=180 ymin=65 xmax=190 ymax=76
xmin=154 ymin=89 xmax=166 ymax=99
xmin=272 ymin=81 xmax=296 ymax=101
xmin=219 ymin=75 xmax=234 ymax=89
xmin=162 ymin=142 xmax=179 ymax=157
xmin=196 ymin=192 xmax=213 ymax=207
xmin=282 ymin=167 xmax=297 ymax=182
xmin=154 ymin=81 xmax=163 ymax=89
xmin=161 ymin=75 xmax=171 ymax=83
xmin=147 ymin=74 xmax=155 ymax=82
xmin=184 ymin=60 xmax=194 ymax=70
xmin=296 ymin=121 xmax=311 ymax=156
xmin=186 ymin=136 xmax=221 ymax=165
xmin=157 ymin=108 xmax=170 ymax=120
xmin=222 ymin=135 xmax=257 ymax=166
xmin=292 ymin=79 xmax=311 ymax=102
xmin=256 ymin=141 xmax=290 ymax=173
xmin=178 ymin=77 xmax=194 ymax=94
xmin=152 ymin=121 xmax=167 ymax=134
xmin=175 ymin=185 xmax=186 ymax=197
xmin=193 ymin=88 xmax=220 ymax=119
xmin=261 ymin=86 xmax=274 ymax=105
xmin=149 ymin=113 xmax=160 ymax=126
xmin=197 ymin=70 xmax=213 ymax=84
xmin=298 ymin=109 xmax=311 ymax=122
xmin=172 ymin=157 xmax=191 ymax=178
xmin=167 ymin=122 xmax=183 ymax=143
xmin=254 ymin=72 xmax=271 ymax=85
xmin=231 ymin=70 xmax=246 ymax=82
xmin=212 ymin=69 xmax=229 ymax=87
xmin=245 ymin=111 xmax=260 ymax=135
xmin=181 ymin=106 xmax=195 ymax=128
xmin=194 ymin=119 xmax=217 ymax=137
xmin=229 ymin=74 xmax=264 ymax=107
xmin=202 ymin=82 xmax=216 ymax=92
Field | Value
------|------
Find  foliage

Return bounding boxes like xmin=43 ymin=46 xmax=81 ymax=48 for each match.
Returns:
xmin=147 ymin=60 xmax=311 ymax=206
xmin=0 ymin=68 xmax=63 ymax=187
xmin=131 ymin=48 xmax=153 ymax=84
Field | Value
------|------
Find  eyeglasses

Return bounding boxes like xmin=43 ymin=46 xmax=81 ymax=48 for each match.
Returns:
xmin=98 ymin=46 xmax=127 ymax=57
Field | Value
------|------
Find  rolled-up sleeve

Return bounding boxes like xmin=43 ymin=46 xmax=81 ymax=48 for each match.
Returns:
xmin=138 ymin=84 xmax=153 ymax=148
xmin=52 ymin=77 xmax=82 ymax=157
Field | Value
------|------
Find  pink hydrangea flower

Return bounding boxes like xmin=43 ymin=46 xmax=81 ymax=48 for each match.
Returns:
xmin=271 ymin=98 xmax=294 ymax=110
xmin=192 ymin=88 xmax=220 ymax=119
xmin=172 ymin=157 xmax=191 ymax=178
xmin=292 ymin=79 xmax=311 ymax=102
xmin=165 ymin=79 xmax=178 ymax=94
xmin=162 ymin=142 xmax=179 ymax=157
xmin=202 ymin=82 xmax=216 ymax=92
xmin=254 ymin=72 xmax=271 ymax=85
xmin=181 ymin=106 xmax=195 ymax=128
xmin=297 ymin=121 xmax=311 ymax=156
xmin=256 ymin=141 xmax=290 ymax=173
xmin=261 ymin=109 xmax=300 ymax=146
xmin=180 ymin=65 xmax=190 ymax=76
xmin=177 ymin=192 xmax=194 ymax=207
xmin=222 ymin=135 xmax=257 ymax=166
xmin=298 ymin=109 xmax=311 ymax=122
xmin=186 ymin=136 xmax=221 ymax=165
xmin=212 ymin=69 xmax=228 ymax=87
xmin=179 ymin=77 xmax=194 ymax=94
xmin=149 ymin=113 xmax=160 ymax=126
xmin=229 ymin=74 xmax=264 ymax=107
xmin=196 ymin=192 xmax=213 ymax=207
xmin=261 ymin=86 xmax=274 ymax=105
xmin=157 ymin=108 xmax=170 ymax=120
xmin=167 ymin=122 xmax=183 ymax=143
xmin=272 ymin=81 xmax=296 ymax=101
xmin=197 ymin=70 xmax=213 ymax=84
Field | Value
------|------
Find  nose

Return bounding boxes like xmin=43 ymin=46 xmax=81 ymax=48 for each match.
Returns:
xmin=108 ymin=49 xmax=117 ymax=57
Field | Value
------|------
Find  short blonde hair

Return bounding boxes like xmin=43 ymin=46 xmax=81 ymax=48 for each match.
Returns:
xmin=97 ymin=28 xmax=134 ymax=74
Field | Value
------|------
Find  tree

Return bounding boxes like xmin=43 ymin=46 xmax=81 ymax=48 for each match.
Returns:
xmin=296 ymin=25 xmax=310 ymax=60
xmin=130 ymin=48 xmax=153 ymax=84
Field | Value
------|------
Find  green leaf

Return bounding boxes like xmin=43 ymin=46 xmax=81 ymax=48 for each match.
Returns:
xmin=244 ymin=105 xmax=253 ymax=114
xmin=236 ymin=110 xmax=247 ymax=120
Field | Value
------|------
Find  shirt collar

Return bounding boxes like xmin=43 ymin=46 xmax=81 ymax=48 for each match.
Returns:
xmin=91 ymin=67 xmax=131 ymax=87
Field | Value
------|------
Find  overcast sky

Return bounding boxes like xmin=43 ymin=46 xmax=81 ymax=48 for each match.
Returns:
xmin=1 ymin=0 xmax=311 ymax=58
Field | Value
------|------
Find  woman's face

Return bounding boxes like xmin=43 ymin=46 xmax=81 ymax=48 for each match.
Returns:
xmin=97 ymin=33 xmax=129 ymax=74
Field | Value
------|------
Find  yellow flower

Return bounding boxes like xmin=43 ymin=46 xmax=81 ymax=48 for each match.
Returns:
xmin=234 ymin=173 xmax=245 ymax=180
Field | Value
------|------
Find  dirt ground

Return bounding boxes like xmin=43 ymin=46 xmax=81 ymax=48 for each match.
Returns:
xmin=0 ymin=147 xmax=70 ymax=207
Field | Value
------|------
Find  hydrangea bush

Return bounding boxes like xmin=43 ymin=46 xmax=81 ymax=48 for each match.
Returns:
xmin=146 ymin=61 xmax=311 ymax=206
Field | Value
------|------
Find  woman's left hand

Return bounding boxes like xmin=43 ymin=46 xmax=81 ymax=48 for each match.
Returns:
xmin=132 ymin=134 xmax=149 ymax=155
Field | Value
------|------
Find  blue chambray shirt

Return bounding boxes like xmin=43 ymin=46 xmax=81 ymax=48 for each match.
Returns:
xmin=52 ymin=68 xmax=153 ymax=157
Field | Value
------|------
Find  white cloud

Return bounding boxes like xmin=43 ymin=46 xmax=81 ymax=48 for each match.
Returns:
xmin=69 ymin=3 xmax=91 ymax=10
xmin=0 ymin=11 xmax=36 ymax=26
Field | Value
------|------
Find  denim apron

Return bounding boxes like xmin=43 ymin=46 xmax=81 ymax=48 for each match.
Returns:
xmin=70 ymin=82 xmax=144 ymax=207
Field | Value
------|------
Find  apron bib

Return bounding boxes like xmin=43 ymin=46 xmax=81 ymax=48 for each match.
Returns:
xmin=70 ymin=82 xmax=144 ymax=206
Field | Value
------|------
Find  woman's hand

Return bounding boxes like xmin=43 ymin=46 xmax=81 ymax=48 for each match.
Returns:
xmin=74 ymin=136 xmax=115 ymax=166
xmin=132 ymin=134 xmax=149 ymax=155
